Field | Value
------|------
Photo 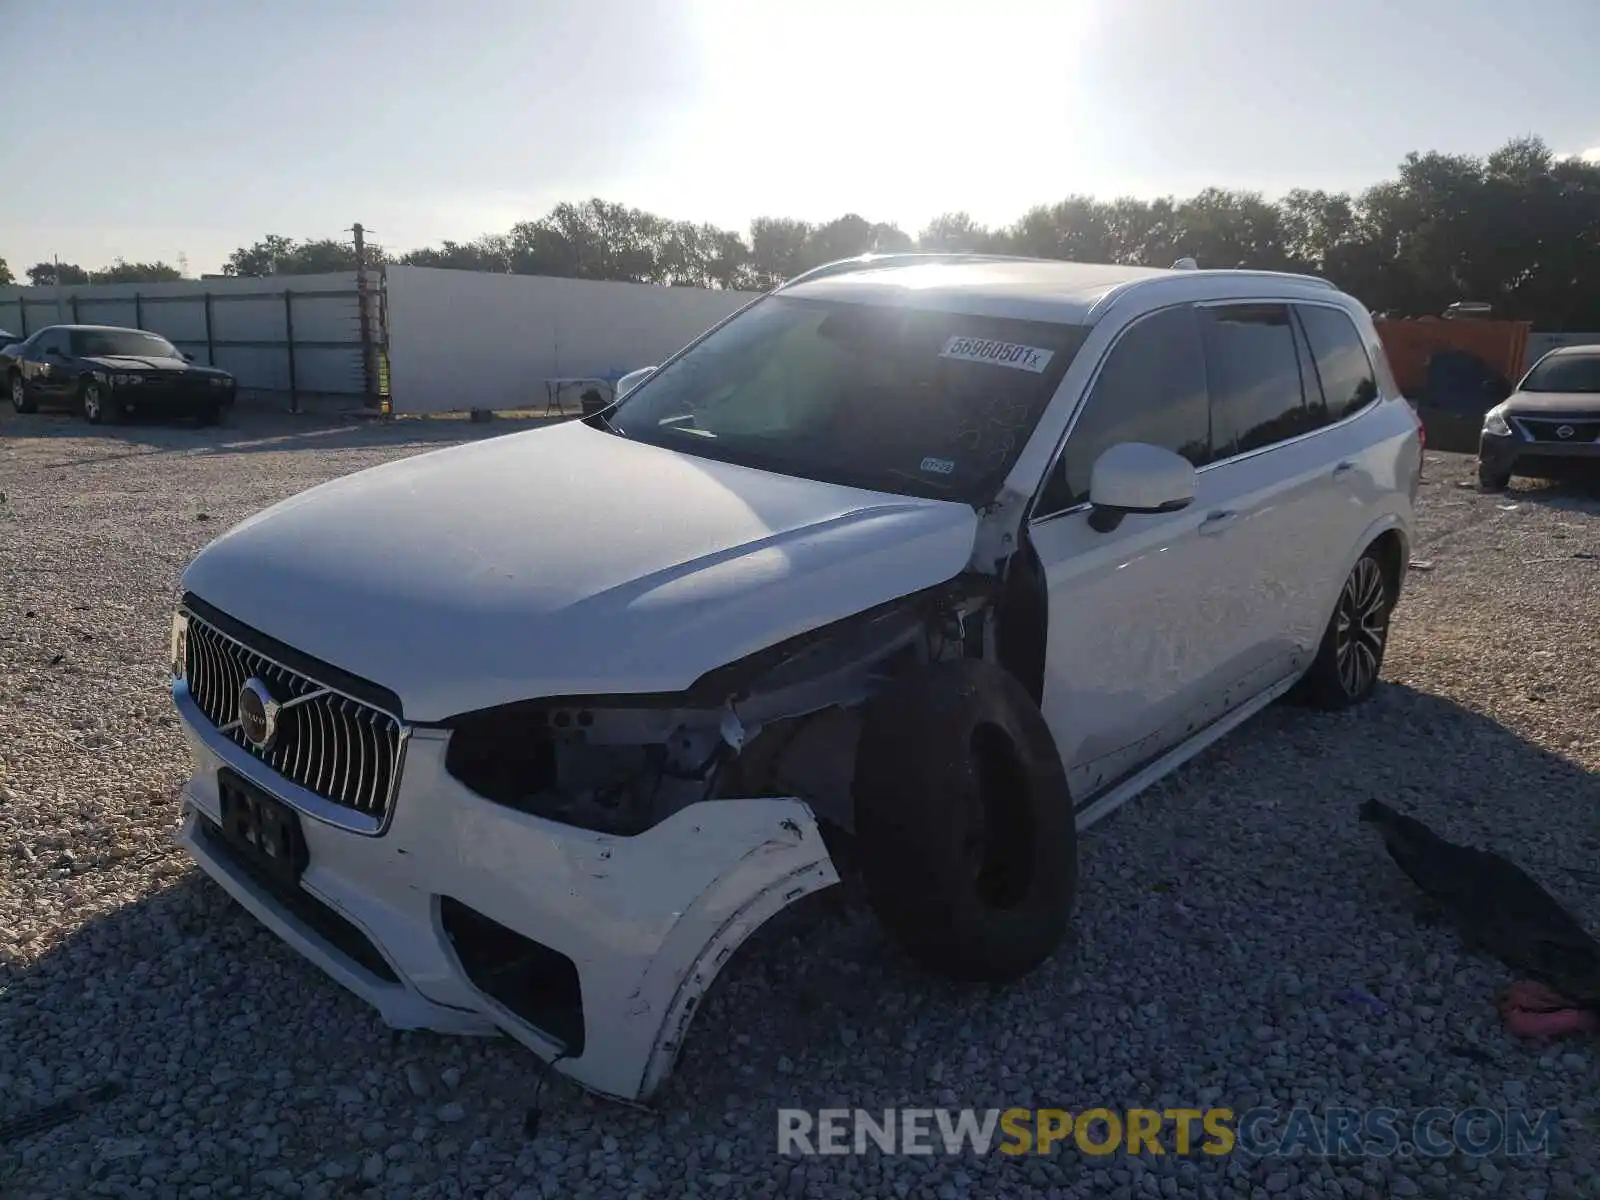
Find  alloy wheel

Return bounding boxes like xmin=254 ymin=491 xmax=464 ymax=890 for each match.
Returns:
xmin=9 ymin=376 xmax=23 ymax=411
xmin=83 ymin=383 xmax=102 ymax=422
xmin=1334 ymin=557 xmax=1387 ymax=696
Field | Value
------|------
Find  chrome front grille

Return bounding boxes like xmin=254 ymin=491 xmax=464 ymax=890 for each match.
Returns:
xmin=1514 ymin=416 xmax=1600 ymax=443
xmin=183 ymin=612 xmax=404 ymax=824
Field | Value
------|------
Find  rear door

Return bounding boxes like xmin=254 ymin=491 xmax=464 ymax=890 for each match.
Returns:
xmin=1289 ymin=302 xmax=1390 ymax=641
xmin=1195 ymin=302 xmax=1350 ymax=685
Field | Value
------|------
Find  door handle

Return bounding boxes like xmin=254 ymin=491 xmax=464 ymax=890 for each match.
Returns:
xmin=1333 ymin=460 xmax=1357 ymax=477
xmin=1198 ymin=509 xmax=1237 ymax=536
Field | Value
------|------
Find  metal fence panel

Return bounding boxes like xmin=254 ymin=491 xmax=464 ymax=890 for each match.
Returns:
xmin=0 ymin=271 xmax=381 ymax=408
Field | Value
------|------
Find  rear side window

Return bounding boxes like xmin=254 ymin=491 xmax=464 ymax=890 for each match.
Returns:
xmin=1203 ymin=304 xmax=1313 ymax=457
xmin=1296 ymin=305 xmax=1379 ymax=422
xmin=1037 ymin=304 xmax=1211 ymax=514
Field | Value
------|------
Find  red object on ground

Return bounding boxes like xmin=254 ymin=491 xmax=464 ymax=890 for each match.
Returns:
xmin=1498 ymin=980 xmax=1600 ymax=1037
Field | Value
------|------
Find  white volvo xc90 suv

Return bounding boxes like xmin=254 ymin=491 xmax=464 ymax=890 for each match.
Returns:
xmin=168 ymin=254 xmax=1421 ymax=1103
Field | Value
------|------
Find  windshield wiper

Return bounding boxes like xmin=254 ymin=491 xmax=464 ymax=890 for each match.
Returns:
xmin=584 ymin=408 xmax=628 ymax=438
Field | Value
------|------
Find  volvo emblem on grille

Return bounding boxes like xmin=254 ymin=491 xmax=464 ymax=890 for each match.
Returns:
xmin=1556 ymin=424 xmax=1576 ymax=439
xmin=237 ymin=678 xmax=282 ymax=749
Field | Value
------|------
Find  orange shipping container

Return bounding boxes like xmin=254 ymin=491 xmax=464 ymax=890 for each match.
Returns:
xmin=1374 ymin=317 xmax=1530 ymax=398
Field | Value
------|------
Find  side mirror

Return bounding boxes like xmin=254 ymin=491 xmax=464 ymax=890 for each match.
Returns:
xmin=614 ymin=366 xmax=656 ymax=400
xmin=183 ymin=352 xmax=195 ymax=363
xmin=1087 ymin=442 xmax=1197 ymax=533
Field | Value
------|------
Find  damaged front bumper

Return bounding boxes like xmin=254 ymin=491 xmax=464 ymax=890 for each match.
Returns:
xmin=172 ymin=694 xmax=840 ymax=1103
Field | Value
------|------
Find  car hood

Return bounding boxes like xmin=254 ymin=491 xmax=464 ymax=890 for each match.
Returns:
xmin=181 ymin=420 xmax=980 ymax=722
xmin=1502 ymin=389 xmax=1600 ymax=416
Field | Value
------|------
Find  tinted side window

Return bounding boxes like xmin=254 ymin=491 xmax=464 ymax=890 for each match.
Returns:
xmin=1037 ymin=304 xmax=1211 ymax=514
xmin=34 ymin=330 xmax=65 ymax=357
xmin=1204 ymin=304 xmax=1314 ymax=457
xmin=1291 ymin=313 xmax=1331 ymax=431
xmin=1296 ymin=304 xmax=1379 ymax=422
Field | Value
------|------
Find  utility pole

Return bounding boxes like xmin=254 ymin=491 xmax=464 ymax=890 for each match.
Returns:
xmin=351 ymin=223 xmax=377 ymax=406
xmin=54 ymin=253 xmax=64 ymax=321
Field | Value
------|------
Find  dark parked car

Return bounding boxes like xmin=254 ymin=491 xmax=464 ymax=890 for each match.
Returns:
xmin=3 ymin=324 xmax=235 ymax=425
xmin=1478 ymin=344 xmax=1600 ymax=490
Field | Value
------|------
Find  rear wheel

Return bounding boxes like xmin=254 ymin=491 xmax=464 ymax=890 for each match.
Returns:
xmin=852 ymin=658 xmax=1078 ymax=983
xmin=9 ymin=373 xmax=35 ymax=414
xmin=1295 ymin=550 xmax=1393 ymax=710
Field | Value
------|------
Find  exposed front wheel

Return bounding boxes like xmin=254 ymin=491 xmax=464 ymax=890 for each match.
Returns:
xmin=81 ymin=380 xmax=114 ymax=425
xmin=1296 ymin=551 xmax=1392 ymax=710
xmin=1477 ymin=461 xmax=1511 ymax=492
xmin=9 ymin=373 xmax=35 ymax=414
xmin=852 ymin=658 xmax=1078 ymax=983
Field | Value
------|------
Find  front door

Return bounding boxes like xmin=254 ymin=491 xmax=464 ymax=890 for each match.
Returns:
xmin=28 ymin=329 xmax=71 ymax=405
xmin=1028 ymin=303 xmax=1259 ymax=804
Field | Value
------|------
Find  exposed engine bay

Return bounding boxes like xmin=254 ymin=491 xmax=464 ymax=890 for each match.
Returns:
xmin=443 ymin=578 xmax=1008 ymax=836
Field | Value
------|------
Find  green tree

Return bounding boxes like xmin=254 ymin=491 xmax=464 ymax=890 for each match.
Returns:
xmin=138 ymin=134 xmax=1600 ymax=328
xmin=223 ymin=235 xmax=379 ymax=277
xmin=27 ymin=262 xmax=92 ymax=286
xmin=399 ymin=236 xmax=512 ymax=272
xmin=918 ymin=212 xmax=994 ymax=252
xmin=94 ymin=259 xmax=184 ymax=283
xmin=0 ymin=256 xmax=13 ymax=286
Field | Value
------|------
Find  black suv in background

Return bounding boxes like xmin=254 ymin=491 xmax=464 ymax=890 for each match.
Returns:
xmin=3 ymin=324 xmax=236 ymax=425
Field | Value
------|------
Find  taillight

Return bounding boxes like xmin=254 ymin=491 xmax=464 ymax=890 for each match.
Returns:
xmin=1410 ymin=403 xmax=1425 ymax=480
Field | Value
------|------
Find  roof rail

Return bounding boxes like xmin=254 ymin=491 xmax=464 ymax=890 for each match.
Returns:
xmin=774 ymin=251 xmax=1045 ymax=291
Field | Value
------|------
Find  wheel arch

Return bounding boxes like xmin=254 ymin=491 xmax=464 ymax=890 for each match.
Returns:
xmin=1329 ymin=515 xmax=1411 ymax=622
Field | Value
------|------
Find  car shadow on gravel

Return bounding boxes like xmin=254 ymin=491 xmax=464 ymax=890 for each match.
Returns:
xmin=1496 ymin=469 xmax=1600 ymax=516
xmin=3 ymin=681 xmax=1597 ymax=1192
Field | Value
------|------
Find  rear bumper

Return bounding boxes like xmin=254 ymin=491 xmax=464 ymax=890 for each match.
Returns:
xmin=172 ymin=688 xmax=840 ymax=1102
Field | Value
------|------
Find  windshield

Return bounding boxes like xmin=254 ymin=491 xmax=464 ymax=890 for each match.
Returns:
xmin=607 ymin=296 xmax=1089 ymax=501
xmin=71 ymin=329 xmax=182 ymax=359
xmin=1520 ymin=353 xmax=1600 ymax=394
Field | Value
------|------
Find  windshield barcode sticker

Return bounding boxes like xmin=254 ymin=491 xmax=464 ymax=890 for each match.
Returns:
xmin=940 ymin=337 xmax=1054 ymax=373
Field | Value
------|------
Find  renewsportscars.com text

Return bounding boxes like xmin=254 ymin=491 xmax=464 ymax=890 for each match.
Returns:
xmin=777 ymin=1107 xmax=1561 ymax=1159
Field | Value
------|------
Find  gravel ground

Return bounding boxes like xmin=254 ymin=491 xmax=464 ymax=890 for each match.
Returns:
xmin=1 ymin=407 xmax=1597 ymax=1199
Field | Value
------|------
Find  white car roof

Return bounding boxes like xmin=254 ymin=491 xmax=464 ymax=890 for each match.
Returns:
xmin=781 ymin=257 xmax=1343 ymax=325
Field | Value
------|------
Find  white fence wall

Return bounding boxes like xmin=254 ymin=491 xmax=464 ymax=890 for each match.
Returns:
xmin=384 ymin=267 xmax=760 ymax=415
xmin=0 ymin=272 xmax=364 ymax=395
xmin=1524 ymin=332 xmax=1600 ymax=372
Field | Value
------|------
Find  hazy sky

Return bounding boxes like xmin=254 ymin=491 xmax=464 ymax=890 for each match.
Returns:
xmin=2 ymin=0 xmax=1598 ymax=275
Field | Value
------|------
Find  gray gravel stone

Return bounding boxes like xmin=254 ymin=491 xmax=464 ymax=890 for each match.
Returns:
xmin=1 ymin=422 xmax=1595 ymax=1199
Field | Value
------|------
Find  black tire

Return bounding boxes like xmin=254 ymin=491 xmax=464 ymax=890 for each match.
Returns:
xmin=1295 ymin=549 xmax=1393 ymax=710
xmin=196 ymin=403 xmax=222 ymax=427
xmin=9 ymin=372 xmax=35 ymax=414
xmin=1477 ymin=460 xmax=1511 ymax=492
xmin=80 ymin=379 xmax=116 ymax=425
xmin=852 ymin=658 xmax=1078 ymax=983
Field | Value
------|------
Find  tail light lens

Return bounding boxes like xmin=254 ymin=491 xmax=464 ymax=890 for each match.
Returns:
xmin=1410 ymin=402 xmax=1425 ymax=485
